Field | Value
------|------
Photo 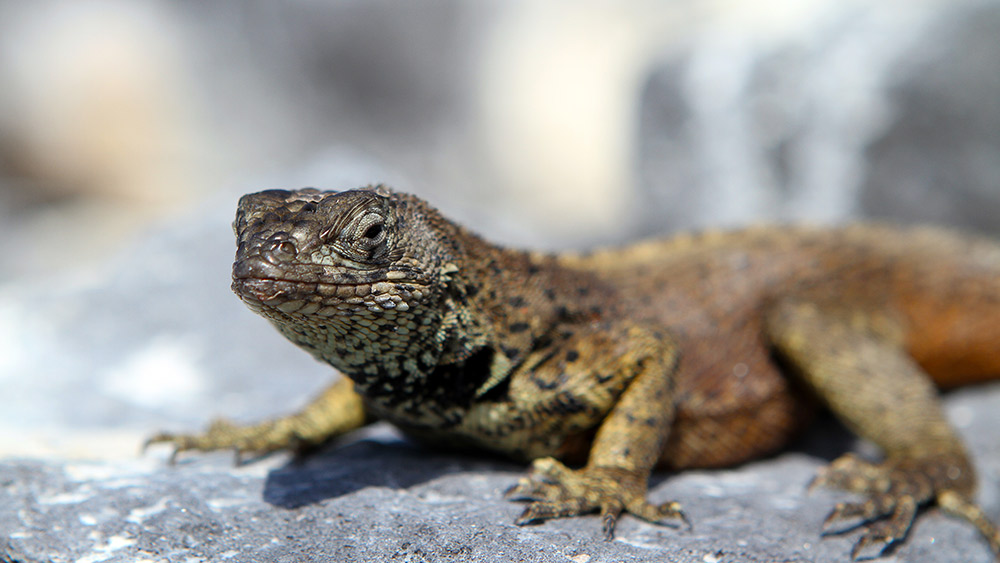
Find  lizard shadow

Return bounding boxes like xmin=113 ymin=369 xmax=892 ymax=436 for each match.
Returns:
xmin=790 ymin=412 xmax=859 ymax=462
xmin=645 ymin=415 xmax=859 ymax=494
xmin=262 ymin=415 xmax=857 ymax=510
xmin=262 ymin=426 xmax=522 ymax=509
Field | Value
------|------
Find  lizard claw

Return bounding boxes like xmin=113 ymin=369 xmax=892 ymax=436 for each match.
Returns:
xmin=508 ymin=457 xmax=687 ymax=539
xmin=143 ymin=431 xmax=195 ymax=465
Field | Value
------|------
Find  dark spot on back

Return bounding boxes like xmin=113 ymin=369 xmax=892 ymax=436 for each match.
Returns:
xmin=501 ymin=345 xmax=521 ymax=359
xmin=532 ymin=372 xmax=560 ymax=391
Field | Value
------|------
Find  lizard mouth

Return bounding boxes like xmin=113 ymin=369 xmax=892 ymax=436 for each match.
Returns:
xmin=231 ymin=277 xmax=380 ymax=318
xmin=232 ymin=259 xmax=428 ymax=316
xmin=232 ymin=256 xmax=321 ymax=303
xmin=231 ymin=276 xmax=312 ymax=303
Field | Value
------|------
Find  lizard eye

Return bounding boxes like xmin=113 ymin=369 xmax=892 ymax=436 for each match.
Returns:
xmin=355 ymin=214 xmax=386 ymax=242
xmin=351 ymin=212 xmax=390 ymax=261
xmin=362 ymin=223 xmax=383 ymax=240
xmin=316 ymin=192 xmax=395 ymax=266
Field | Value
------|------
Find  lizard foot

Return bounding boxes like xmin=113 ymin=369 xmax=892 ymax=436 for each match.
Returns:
xmin=811 ymin=452 xmax=999 ymax=560
xmin=505 ymin=457 xmax=688 ymax=540
xmin=145 ymin=415 xmax=318 ymax=464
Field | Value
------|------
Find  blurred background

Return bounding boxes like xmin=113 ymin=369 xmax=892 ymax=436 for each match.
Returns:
xmin=0 ymin=0 xmax=999 ymax=458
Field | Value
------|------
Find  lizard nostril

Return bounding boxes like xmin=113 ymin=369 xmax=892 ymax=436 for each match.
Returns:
xmin=259 ymin=237 xmax=297 ymax=265
xmin=275 ymin=241 xmax=296 ymax=258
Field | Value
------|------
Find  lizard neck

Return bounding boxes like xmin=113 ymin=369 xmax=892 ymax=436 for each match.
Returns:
xmin=340 ymin=238 xmax=610 ymax=430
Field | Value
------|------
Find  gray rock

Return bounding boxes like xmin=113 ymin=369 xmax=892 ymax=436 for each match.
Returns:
xmin=4 ymin=403 xmax=999 ymax=563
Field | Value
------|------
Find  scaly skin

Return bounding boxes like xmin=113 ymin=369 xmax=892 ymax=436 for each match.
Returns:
xmin=149 ymin=186 xmax=1000 ymax=560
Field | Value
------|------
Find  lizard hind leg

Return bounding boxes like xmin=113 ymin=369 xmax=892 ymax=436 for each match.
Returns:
xmin=765 ymin=300 xmax=999 ymax=560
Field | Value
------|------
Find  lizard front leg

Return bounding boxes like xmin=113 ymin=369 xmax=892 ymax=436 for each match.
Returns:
xmin=147 ymin=377 xmax=368 ymax=462
xmin=504 ymin=324 xmax=688 ymax=538
xmin=765 ymin=300 xmax=1000 ymax=560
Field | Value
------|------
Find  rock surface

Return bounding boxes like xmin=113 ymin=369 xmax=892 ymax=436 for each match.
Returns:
xmin=5 ymin=420 xmax=1000 ymax=562
xmin=5 ymin=415 xmax=1000 ymax=563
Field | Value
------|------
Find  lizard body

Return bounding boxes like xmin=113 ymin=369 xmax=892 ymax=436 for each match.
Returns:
xmin=151 ymin=186 xmax=1000 ymax=560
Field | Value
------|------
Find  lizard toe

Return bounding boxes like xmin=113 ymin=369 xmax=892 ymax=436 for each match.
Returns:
xmin=848 ymin=496 xmax=917 ymax=561
xmin=821 ymin=492 xmax=899 ymax=535
xmin=639 ymin=499 xmax=690 ymax=530
xmin=145 ymin=418 xmax=244 ymax=463
xmin=811 ymin=453 xmax=889 ymax=494
xmin=527 ymin=456 xmax=577 ymax=484
xmin=505 ymin=476 xmax=566 ymax=502
xmin=514 ymin=498 xmax=590 ymax=526
xmin=600 ymin=500 xmax=624 ymax=540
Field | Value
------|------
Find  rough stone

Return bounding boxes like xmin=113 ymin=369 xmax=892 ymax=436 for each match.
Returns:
xmin=4 ymin=403 xmax=999 ymax=563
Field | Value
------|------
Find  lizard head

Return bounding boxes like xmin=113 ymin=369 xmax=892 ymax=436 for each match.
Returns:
xmin=230 ymin=186 xmax=457 ymax=374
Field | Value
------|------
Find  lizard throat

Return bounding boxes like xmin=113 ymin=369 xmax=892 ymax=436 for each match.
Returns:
xmin=233 ymin=273 xmax=500 ymax=429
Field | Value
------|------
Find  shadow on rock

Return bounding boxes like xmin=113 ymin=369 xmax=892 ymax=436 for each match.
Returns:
xmin=793 ymin=414 xmax=858 ymax=463
xmin=262 ymin=413 xmax=859 ymax=511
xmin=263 ymin=435 xmax=520 ymax=509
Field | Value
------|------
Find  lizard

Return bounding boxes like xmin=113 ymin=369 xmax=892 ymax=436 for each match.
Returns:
xmin=148 ymin=185 xmax=1000 ymax=561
